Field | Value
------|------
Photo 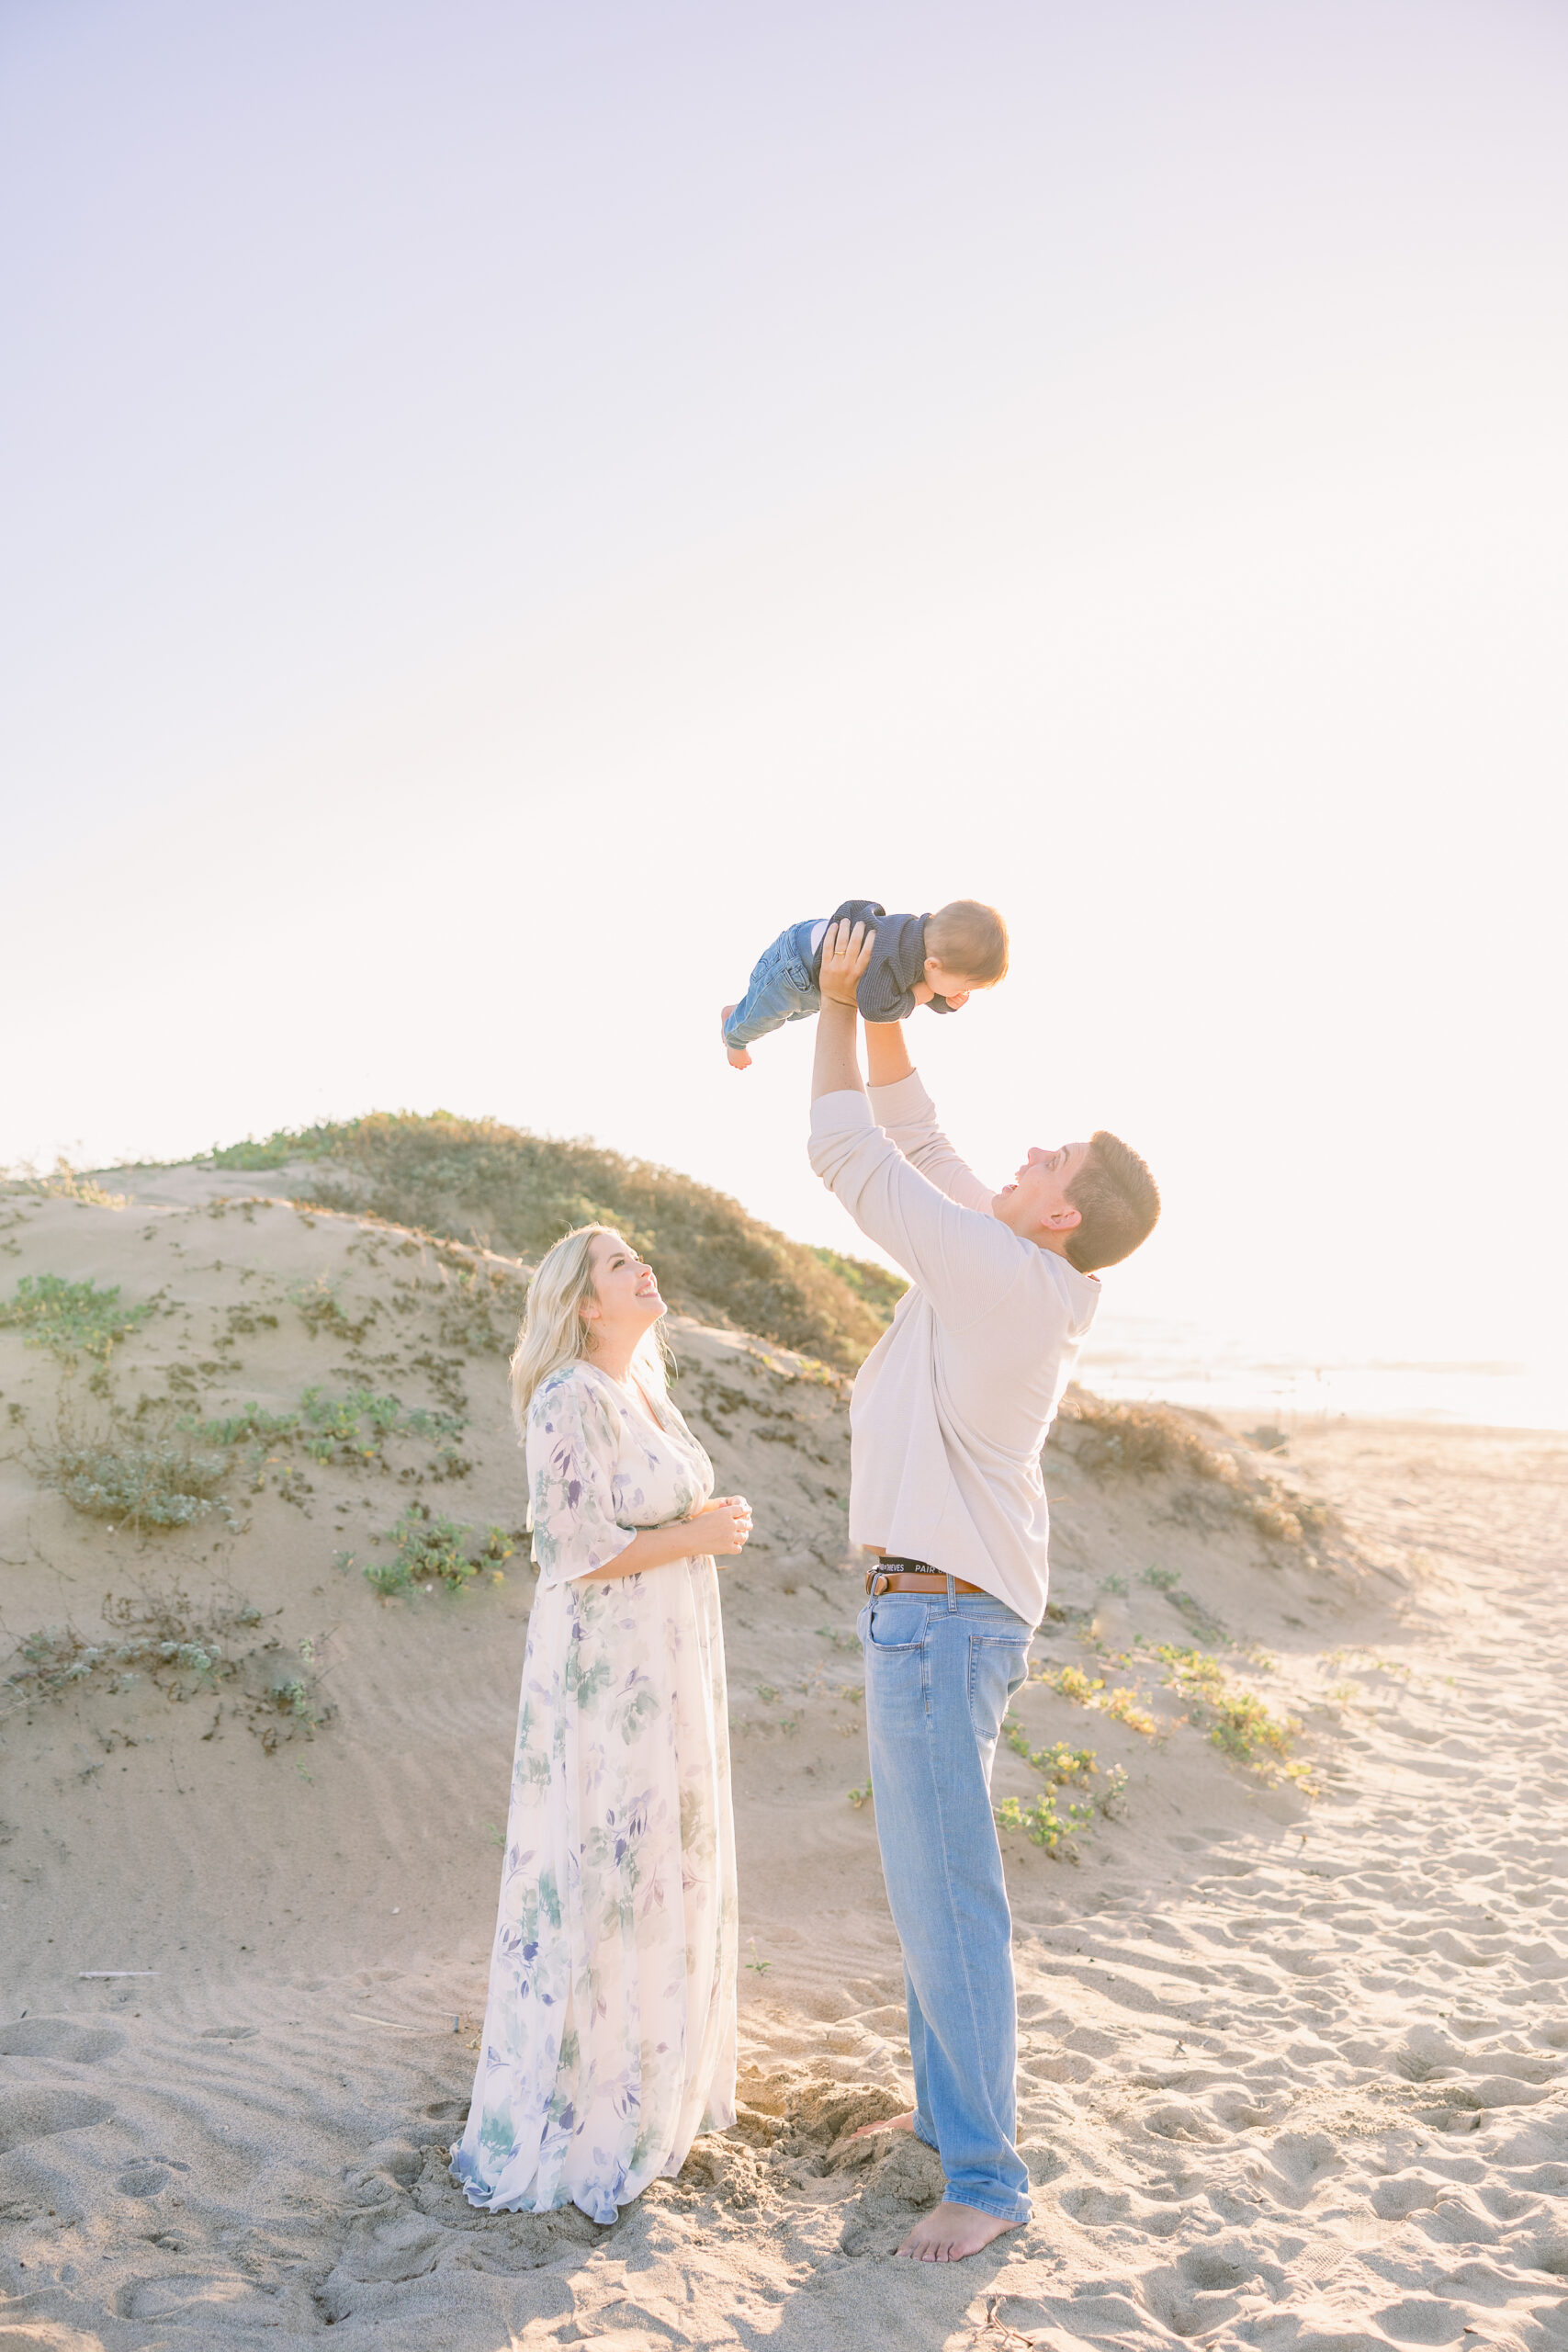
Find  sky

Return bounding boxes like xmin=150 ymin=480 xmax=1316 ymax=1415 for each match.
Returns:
xmin=3 ymin=0 xmax=1565 ymax=1402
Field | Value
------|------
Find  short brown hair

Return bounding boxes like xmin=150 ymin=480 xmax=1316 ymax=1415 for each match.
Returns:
xmin=925 ymin=899 xmax=1009 ymax=985
xmin=1065 ymin=1131 xmax=1160 ymax=1272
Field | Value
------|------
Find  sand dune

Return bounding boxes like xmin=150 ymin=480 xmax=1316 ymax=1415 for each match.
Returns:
xmin=2 ymin=1170 xmax=1564 ymax=2349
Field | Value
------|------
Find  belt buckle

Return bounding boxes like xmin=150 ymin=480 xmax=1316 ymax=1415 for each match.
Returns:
xmin=867 ymin=1557 xmax=938 ymax=1598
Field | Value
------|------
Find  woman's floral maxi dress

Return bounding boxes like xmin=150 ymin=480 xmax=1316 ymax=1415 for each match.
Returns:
xmin=451 ymin=1362 xmax=738 ymax=2223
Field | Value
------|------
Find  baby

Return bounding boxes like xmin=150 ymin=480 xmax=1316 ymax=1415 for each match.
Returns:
xmin=722 ymin=898 xmax=1008 ymax=1069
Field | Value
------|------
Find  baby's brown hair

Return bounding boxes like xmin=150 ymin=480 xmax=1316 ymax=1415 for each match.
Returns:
xmin=924 ymin=899 xmax=1009 ymax=985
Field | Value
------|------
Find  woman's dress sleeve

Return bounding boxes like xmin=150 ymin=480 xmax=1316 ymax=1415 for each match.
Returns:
xmin=527 ymin=1372 xmax=637 ymax=1586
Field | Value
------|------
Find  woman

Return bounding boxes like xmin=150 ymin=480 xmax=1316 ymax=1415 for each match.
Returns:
xmin=451 ymin=1225 xmax=751 ymax=2224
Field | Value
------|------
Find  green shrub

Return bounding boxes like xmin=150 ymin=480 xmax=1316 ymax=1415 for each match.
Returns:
xmin=995 ymin=1715 xmax=1103 ymax=1857
xmin=1004 ymin=1716 xmax=1097 ymax=1786
xmin=187 ymin=1401 xmax=301 ymax=1447
xmin=1156 ymin=1645 xmax=1308 ymax=1777
xmin=267 ymin=1672 xmax=320 ymax=1724
xmin=39 ymin=1436 xmax=229 ymax=1528
xmin=363 ymin=1505 xmax=516 ymax=1596
xmin=994 ymin=1791 xmax=1097 ymax=1855
xmin=299 ymin=1385 xmax=385 ymax=1464
xmin=0 ymin=1274 xmax=151 ymax=1363
xmin=208 ymin=1135 xmax=300 ymax=1170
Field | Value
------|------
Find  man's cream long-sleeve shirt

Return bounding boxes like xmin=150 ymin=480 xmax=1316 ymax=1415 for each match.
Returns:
xmin=808 ymin=1071 xmax=1100 ymax=1627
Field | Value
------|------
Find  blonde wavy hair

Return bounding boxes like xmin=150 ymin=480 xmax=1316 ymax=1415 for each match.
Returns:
xmin=508 ymin=1223 xmax=671 ymax=1438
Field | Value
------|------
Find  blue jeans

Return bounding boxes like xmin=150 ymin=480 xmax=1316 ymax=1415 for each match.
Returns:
xmin=857 ymin=1582 xmax=1033 ymax=2224
xmin=723 ymin=921 xmax=821 ymax=1048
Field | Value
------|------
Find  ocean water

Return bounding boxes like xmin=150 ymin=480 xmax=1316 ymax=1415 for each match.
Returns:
xmin=1077 ymin=1311 xmax=1568 ymax=1434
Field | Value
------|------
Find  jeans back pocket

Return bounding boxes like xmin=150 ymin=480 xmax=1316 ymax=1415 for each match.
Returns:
xmin=966 ymin=1626 xmax=1031 ymax=1750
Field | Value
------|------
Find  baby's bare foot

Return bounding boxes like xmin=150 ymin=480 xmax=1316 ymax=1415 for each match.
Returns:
xmin=896 ymin=2200 xmax=1021 ymax=2263
xmin=721 ymin=1005 xmax=751 ymax=1069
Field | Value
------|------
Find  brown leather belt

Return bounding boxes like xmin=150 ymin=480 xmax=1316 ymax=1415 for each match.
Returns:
xmin=865 ymin=1556 xmax=984 ymax=1597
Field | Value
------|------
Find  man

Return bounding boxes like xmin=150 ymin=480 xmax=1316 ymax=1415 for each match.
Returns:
xmin=807 ymin=920 xmax=1160 ymax=2263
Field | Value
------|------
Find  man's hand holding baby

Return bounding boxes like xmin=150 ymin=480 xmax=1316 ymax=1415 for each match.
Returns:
xmin=810 ymin=921 xmax=876 ymax=1103
xmin=818 ymin=918 xmax=876 ymax=1007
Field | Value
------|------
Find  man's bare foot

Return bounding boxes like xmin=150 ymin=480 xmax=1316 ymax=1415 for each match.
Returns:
xmin=896 ymin=2200 xmax=1021 ymax=2262
xmin=720 ymin=1005 xmax=751 ymax=1069
xmin=850 ymin=2109 xmax=915 ymax=2143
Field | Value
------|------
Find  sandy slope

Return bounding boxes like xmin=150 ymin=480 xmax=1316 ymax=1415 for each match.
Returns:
xmin=1 ymin=1175 xmax=1564 ymax=2351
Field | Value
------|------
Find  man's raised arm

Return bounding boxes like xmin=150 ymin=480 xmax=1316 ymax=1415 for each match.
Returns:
xmin=860 ymin=1009 xmax=995 ymax=1215
xmin=808 ymin=923 xmax=1018 ymax=1327
xmin=810 ymin=920 xmax=875 ymax=1103
xmin=863 ymin=1019 xmax=915 ymax=1091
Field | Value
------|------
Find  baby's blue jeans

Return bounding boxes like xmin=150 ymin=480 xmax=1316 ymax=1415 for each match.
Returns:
xmin=723 ymin=921 xmax=821 ymax=1048
xmin=856 ymin=1581 xmax=1034 ymax=2225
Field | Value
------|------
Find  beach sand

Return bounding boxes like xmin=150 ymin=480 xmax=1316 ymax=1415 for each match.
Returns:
xmin=2 ymin=1172 xmax=1564 ymax=2350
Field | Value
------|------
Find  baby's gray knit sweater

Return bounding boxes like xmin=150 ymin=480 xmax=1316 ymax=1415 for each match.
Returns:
xmin=817 ymin=899 xmax=956 ymax=1024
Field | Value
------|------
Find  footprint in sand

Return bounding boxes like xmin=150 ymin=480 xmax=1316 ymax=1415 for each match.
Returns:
xmin=0 ymin=2086 xmax=116 ymax=2153
xmin=115 ymin=2274 xmax=285 ymax=2323
xmin=117 ymin=2163 xmax=176 ymax=2198
xmin=0 ymin=2017 xmax=125 ymax=2063
xmin=1139 ymin=2244 xmax=1258 ymax=2338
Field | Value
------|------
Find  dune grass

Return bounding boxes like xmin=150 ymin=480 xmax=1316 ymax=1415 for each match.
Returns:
xmin=3 ymin=1588 xmax=331 ymax=1745
xmin=1054 ymin=1388 xmax=1335 ymax=1550
xmin=187 ymin=1386 xmax=468 ymax=1478
xmin=3 ymin=1158 xmax=130 ymax=1207
xmin=36 ymin=1374 xmax=479 ymax=1535
xmin=808 ymin=1246 xmax=906 ymax=1326
xmin=1156 ymin=1644 xmax=1314 ymax=1787
xmin=1034 ymin=1661 xmax=1160 ymax=1736
xmin=208 ymin=1112 xmax=891 ymax=1371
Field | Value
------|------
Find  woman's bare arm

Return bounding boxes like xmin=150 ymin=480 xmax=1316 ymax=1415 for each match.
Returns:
xmin=574 ymin=1495 xmax=753 ymax=1582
